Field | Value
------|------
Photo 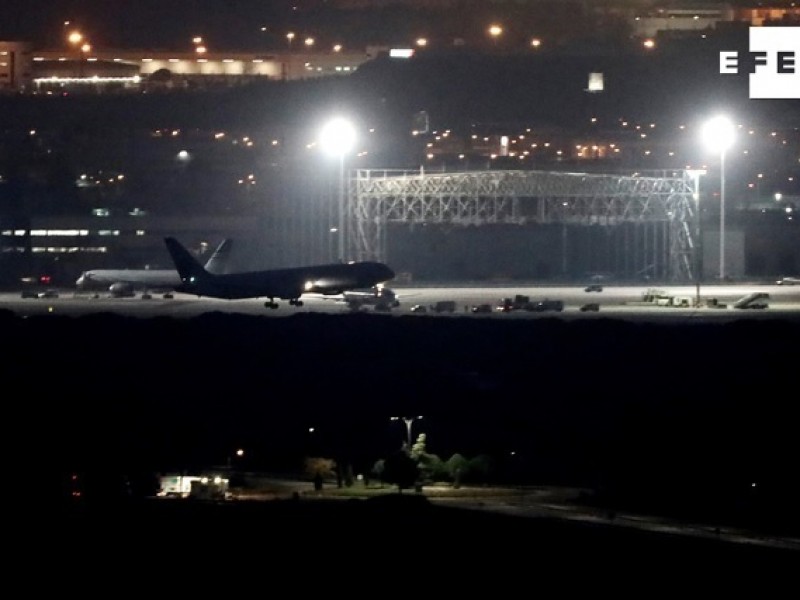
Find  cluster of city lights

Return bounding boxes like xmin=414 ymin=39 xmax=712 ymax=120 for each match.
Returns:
xmin=14 ymin=115 xmax=796 ymax=207
xmin=419 ymin=119 xmax=798 ymax=192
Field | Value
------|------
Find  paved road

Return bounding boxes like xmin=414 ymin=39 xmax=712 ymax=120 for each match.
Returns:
xmin=179 ymin=477 xmax=800 ymax=552
xmin=425 ymin=486 xmax=800 ymax=552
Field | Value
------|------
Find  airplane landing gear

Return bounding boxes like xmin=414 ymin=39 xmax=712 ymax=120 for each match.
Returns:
xmin=288 ymin=298 xmax=304 ymax=307
xmin=264 ymin=299 xmax=279 ymax=309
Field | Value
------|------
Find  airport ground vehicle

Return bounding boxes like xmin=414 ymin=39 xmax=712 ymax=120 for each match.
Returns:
xmin=497 ymin=294 xmax=537 ymax=312
xmin=580 ymin=302 xmax=600 ymax=312
xmin=410 ymin=304 xmax=427 ymax=313
xmin=497 ymin=295 xmax=564 ymax=313
xmin=733 ymin=292 xmax=769 ymax=309
xmin=532 ymin=299 xmax=564 ymax=312
xmin=584 ymin=284 xmax=603 ymax=292
xmin=430 ymin=300 xmax=456 ymax=313
xmin=776 ymin=277 xmax=800 ymax=286
xmin=472 ymin=304 xmax=493 ymax=314
xmin=343 ymin=286 xmax=400 ymax=312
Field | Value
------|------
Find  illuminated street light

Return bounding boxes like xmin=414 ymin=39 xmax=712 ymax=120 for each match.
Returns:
xmin=391 ymin=416 xmax=423 ymax=452
xmin=286 ymin=32 xmax=295 ymax=48
xmin=488 ymin=24 xmax=503 ymax=47
xmin=701 ymin=115 xmax=735 ymax=280
xmin=68 ymin=31 xmax=86 ymax=77
xmin=226 ymin=447 xmax=245 ymax=470
xmin=329 ymin=227 xmax=338 ymax=261
xmin=320 ymin=118 xmax=356 ymax=262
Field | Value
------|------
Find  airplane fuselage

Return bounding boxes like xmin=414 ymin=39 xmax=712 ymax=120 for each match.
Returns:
xmin=76 ymin=239 xmax=232 ymax=294
xmin=76 ymin=269 xmax=181 ymax=291
xmin=177 ymin=262 xmax=395 ymax=301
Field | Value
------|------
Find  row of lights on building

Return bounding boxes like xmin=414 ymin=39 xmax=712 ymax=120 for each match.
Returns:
xmin=61 ymin=25 xmax=662 ymax=63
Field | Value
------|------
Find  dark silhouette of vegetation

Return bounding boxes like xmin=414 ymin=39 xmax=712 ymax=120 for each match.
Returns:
xmin=304 ymin=457 xmax=336 ymax=491
xmin=382 ymin=450 xmax=419 ymax=493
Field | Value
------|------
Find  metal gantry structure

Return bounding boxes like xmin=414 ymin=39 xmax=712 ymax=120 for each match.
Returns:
xmin=346 ymin=168 xmax=700 ymax=282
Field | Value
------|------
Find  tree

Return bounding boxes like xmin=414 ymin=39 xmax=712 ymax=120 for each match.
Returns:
xmin=382 ymin=450 xmax=418 ymax=493
xmin=372 ymin=459 xmax=386 ymax=488
xmin=445 ymin=453 xmax=470 ymax=489
xmin=410 ymin=432 xmax=427 ymax=459
xmin=468 ymin=454 xmax=495 ymax=482
xmin=304 ymin=457 xmax=337 ymax=491
xmin=416 ymin=452 xmax=445 ymax=484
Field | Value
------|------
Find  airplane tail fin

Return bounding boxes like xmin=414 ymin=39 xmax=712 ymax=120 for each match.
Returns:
xmin=165 ymin=237 xmax=210 ymax=284
xmin=204 ymin=238 xmax=233 ymax=274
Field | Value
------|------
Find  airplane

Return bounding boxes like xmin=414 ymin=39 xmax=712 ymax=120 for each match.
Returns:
xmin=776 ymin=276 xmax=800 ymax=286
xmin=164 ymin=236 xmax=395 ymax=309
xmin=76 ymin=238 xmax=233 ymax=297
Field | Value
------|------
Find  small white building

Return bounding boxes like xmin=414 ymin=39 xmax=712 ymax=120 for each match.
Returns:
xmin=158 ymin=474 xmax=230 ymax=499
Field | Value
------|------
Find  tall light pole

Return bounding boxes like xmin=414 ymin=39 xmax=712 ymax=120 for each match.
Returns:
xmin=320 ymin=118 xmax=356 ymax=263
xmin=687 ymin=169 xmax=707 ymax=307
xmin=391 ymin=415 xmax=423 ymax=451
xmin=226 ymin=447 xmax=244 ymax=471
xmin=701 ymin=115 xmax=735 ymax=281
xmin=67 ymin=30 xmax=84 ymax=77
xmin=79 ymin=43 xmax=91 ymax=77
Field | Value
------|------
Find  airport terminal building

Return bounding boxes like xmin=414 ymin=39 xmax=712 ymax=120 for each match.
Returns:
xmin=1 ymin=43 xmax=384 ymax=94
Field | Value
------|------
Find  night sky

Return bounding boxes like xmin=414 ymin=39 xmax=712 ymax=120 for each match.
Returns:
xmin=2 ymin=1 xmax=303 ymax=48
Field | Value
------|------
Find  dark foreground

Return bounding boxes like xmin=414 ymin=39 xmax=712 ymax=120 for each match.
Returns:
xmin=34 ymin=494 xmax=796 ymax=584
xmin=5 ymin=309 xmax=799 ymax=549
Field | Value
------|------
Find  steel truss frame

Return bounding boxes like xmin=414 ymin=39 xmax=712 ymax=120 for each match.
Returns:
xmin=348 ymin=168 xmax=699 ymax=281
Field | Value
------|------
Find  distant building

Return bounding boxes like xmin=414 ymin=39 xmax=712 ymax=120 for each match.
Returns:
xmin=0 ymin=41 xmax=32 ymax=92
xmin=734 ymin=5 xmax=800 ymax=26
xmin=630 ymin=4 xmax=735 ymax=38
xmin=630 ymin=3 xmax=800 ymax=38
xmin=0 ymin=45 xmax=388 ymax=93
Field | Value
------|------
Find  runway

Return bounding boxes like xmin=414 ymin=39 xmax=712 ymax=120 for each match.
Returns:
xmin=3 ymin=281 xmax=800 ymax=323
